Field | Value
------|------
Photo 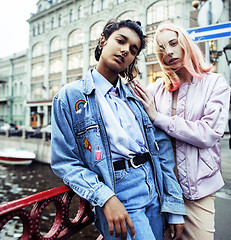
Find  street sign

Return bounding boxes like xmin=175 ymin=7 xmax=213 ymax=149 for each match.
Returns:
xmin=187 ymin=22 xmax=231 ymax=42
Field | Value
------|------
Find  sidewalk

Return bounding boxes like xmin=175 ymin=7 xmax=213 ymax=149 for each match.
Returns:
xmin=215 ymin=134 xmax=231 ymax=240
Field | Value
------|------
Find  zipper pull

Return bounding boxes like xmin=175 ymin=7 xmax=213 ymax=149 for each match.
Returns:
xmin=96 ymin=125 xmax=100 ymax=136
xmin=155 ymin=141 xmax=159 ymax=151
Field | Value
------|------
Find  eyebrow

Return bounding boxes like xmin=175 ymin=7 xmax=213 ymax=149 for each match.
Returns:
xmin=118 ymin=33 xmax=139 ymax=51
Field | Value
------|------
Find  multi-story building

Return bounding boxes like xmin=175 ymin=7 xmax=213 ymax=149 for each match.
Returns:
xmin=0 ymin=51 xmax=28 ymax=126
xmin=26 ymin=0 xmax=197 ymax=127
xmin=0 ymin=0 xmax=230 ymax=128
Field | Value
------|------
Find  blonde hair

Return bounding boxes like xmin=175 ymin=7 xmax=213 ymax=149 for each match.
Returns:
xmin=154 ymin=22 xmax=212 ymax=91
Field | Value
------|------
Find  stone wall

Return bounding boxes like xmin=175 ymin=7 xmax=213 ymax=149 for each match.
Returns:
xmin=0 ymin=135 xmax=51 ymax=164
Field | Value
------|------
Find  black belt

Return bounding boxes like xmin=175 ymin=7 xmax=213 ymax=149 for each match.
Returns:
xmin=113 ymin=152 xmax=151 ymax=171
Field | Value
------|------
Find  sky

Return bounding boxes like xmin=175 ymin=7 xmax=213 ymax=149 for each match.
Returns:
xmin=0 ymin=0 xmax=38 ymax=58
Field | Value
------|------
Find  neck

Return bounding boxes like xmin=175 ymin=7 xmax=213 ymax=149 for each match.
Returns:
xmin=96 ymin=66 xmax=118 ymax=87
xmin=176 ymin=67 xmax=192 ymax=84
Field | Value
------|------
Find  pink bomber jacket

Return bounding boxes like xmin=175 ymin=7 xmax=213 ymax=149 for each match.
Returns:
xmin=147 ymin=72 xmax=230 ymax=200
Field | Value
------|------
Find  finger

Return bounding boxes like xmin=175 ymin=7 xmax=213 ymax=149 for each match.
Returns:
xmin=126 ymin=216 xmax=135 ymax=239
xmin=169 ymin=224 xmax=175 ymax=239
xmin=107 ymin=219 xmax=114 ymax=236
xmin=173 ymin=224 xmax=184 ymax=240
xmin=120 ymin=219 xmax=128 ymax=240
xmin=135 ymin=85 xmax=150 ymax=102
xmin=114 ymin=219 xmax=121 ymax=238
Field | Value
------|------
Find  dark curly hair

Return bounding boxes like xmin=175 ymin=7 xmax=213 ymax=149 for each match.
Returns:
xmin=95 ymin=19 xmax=146 ymax=81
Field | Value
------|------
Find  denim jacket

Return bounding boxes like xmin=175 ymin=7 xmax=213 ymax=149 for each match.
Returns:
xmin=51 ymin=70 xmax=186 ymax=227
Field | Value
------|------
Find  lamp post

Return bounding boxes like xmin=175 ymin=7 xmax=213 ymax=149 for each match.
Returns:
xmin=223 ymin=44 xmax=231 ymax=65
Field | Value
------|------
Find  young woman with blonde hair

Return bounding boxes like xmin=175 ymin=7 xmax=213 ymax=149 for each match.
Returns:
xmin=129 ymin=22 xmax=230 ymax=239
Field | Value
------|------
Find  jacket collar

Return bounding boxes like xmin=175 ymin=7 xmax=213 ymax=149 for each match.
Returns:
xmin=83 ymin=69 xmax=136 ymax=99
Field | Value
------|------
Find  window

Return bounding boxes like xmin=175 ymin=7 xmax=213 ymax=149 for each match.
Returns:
xmin=49 ymin=80 xmax=60 ymax=99
xmin=117 ymin=11 xmax=136 ymax=21
xmin=68 ymin=52 xmax=83 ymax=70
xmin=32 ymin=42 xmax=45 ymax=58
xmin=147 ymin=1 xmax=175 ymax=25
xmin=89 ymin=49 xmax=97 ymax=67
xmin=51 ymin=17 xmax=54 ymax=30
xmin=31 ymin=83 xmax=43 ymax=100
xmin=77 ymin=5 xmax=82 ymax=19
xmin=91 ymin=0 xmax=96 ymax=14
xmin=146 ymin=33 xmax=155 ymax=55
xmin=37 ymin=24 xmax=40 ymax=35
xmin=42 ymin=22 xmax=45 ymax=33
xmin=90 ymin=21 xmax=105 ymax=41
xmin=32 ymin=63 xmax=45 ymax=77
xmin=69 ymin=9 xmax=73 ymax=22
xmin=50 ymin=36 xmax=62 ymax=52
xmin=49 ymin=58 xmax=62 ymax=74
xmin=68 ymin=29 xmax=84 ymax=47
xmin=58 ymin=14 xmax=62 ymax=27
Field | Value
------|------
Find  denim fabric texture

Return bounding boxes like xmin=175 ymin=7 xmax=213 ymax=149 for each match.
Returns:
xmin=98 ymin=161 xmax=163 ymax=240
xmin=51 ymin=69 xmax=187 ymax=238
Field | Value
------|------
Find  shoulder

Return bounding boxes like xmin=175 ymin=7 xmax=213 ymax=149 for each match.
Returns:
xmin=147 ymin=78 xmax=166 ymax=94
xmin=57 ymin=80 xmax=85 ymax=99
xmin=202 ymin=72 xmax=229 ymax=89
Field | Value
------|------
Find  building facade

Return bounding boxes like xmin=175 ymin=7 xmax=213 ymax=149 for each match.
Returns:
xmin=0 ymin=0 xmax=230 ymax=128
xmin=0 ymin=51 xmax=28 ymax=126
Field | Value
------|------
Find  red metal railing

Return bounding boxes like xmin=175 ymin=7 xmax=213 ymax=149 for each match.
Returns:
xmin=0 ymin=185 xmax=103 ymax=239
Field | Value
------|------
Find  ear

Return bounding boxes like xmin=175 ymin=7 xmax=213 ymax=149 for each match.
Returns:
xmin=99 ymin=35 xmax=107 ymax=48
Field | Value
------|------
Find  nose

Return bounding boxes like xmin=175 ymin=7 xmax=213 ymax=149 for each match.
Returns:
xmin=122 ymin=51 xmax=128 ymax=57
xmin=165 ymin=47 xmax=173 ymax=56
xmin=121 ymin=44 xmax=129 ymax=57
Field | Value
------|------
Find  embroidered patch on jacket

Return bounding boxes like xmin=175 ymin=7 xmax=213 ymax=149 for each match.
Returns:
xmin=84 ymin=137 xmax=91 ymax=152
xmin=75 ymin=99 xmax=86 ymax=111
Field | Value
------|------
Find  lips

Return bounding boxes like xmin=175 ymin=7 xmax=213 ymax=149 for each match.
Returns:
xmin=168 ymin=58 xmax=179 ymax=64
xmin=115 ymin=55 xmax=124 ymax=63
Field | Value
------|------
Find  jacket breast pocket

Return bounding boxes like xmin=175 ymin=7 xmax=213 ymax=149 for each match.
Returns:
xmin=74 ymin=118 xmax=106 ymax=166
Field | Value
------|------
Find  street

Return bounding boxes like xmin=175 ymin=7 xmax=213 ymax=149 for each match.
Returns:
xmin=215 ymin=134 xmax=231 ymax=240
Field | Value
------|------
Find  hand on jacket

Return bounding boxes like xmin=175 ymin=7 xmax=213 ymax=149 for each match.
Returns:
xmin=102 ymin=195 xmax=135 ymax=239
xmin=127 ymin=80 xmax=158 ymax=122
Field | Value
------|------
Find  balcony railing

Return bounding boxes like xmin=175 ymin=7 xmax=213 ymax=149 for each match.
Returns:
xmin=0 ymin=185 xmax=103 ymax=239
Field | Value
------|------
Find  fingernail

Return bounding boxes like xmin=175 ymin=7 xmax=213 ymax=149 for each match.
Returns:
xmin=132 ymin=234 xmax=135 ymax=239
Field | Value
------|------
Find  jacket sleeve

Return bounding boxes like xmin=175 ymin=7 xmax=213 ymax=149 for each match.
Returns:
xmin=154 ymin=127 xmax=187 ymax=216
xmin=51 ymin=95 xmax=115 ymax=207
xmin=153 ymin=75 xmax=230 ymax=148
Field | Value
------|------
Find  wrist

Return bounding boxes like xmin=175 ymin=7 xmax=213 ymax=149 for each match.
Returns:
xmin=150 ymin=111 xmax=158 ymax=122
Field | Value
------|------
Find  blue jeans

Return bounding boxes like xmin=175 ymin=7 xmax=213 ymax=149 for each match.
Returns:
xmin=101 ymin=161 xmax=164 ymax=240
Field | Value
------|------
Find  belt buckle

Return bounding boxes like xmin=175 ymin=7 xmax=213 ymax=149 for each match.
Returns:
xmin=130 ymin=158 xmax=142 ymax=169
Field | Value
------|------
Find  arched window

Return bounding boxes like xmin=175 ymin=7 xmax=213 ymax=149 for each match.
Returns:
xmin=90 ymin=21 xmax=105 ymax=41
xmin=68 ymin=29 xmax=84 ymax=47
xmin=117 ymin=11 xmax=136 ymax=21
xmin=147 ymin=1 xmax=175 ymax=25
xmin=50 ymin=36 xmax=62 ymax=52
xmin=32 ymin=42 xmax=45 ymax=58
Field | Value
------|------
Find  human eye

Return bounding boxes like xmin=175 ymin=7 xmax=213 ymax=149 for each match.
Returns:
xmin=170 ymin=40 xmax=178 ymax=46
xmin=130 ymin=47 xmax=137 ymax=55
xmin=159 ymin=45 xmax=165 ymax=51
xmin=116 ymin=38 xmax=124 ymax=44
